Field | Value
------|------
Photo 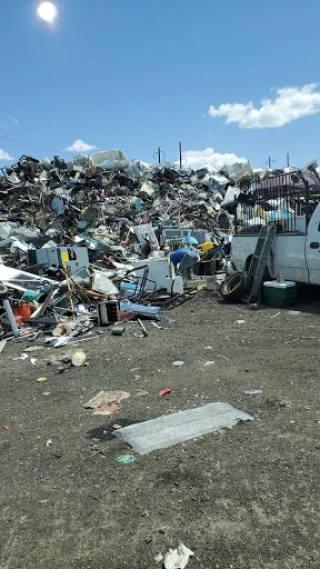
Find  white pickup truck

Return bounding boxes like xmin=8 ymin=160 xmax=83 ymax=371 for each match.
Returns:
xmin=230 ymin=203 xmax=320 ymax=285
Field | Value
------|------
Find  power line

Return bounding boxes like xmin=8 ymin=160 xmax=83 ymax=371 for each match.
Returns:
xmin=0 ymin=133 xmax=65 ymax=155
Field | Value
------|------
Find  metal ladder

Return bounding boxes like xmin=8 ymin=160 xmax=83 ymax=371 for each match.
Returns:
xmin=242 ymin=224 xmax=277 ymax=303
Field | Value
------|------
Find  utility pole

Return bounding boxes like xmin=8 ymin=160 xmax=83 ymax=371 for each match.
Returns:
xmin=264 ymin=157 xmax=276 ymax=169
xmin=179 ymin=142 xmax=182 ymax=170
xmin=153 ymin=147 xmax=166 ymax=165
xmin=287 ymin=153 xmax=290 ymax=168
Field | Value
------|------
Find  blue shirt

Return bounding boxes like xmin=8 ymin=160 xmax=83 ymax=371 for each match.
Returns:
xmin=170 ymin=248 xmax=189 ymax=267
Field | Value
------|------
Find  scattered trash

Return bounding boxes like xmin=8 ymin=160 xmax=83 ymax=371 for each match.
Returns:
xmin=84 ymin=390 xmax=130 ymax=416
xmin=236 ymin=320 xmax=246 ymax=324
xmin=2 ymin=425 xmax=10 ymax=431
xmin=111 ymin=326 xmax=125 ymax=336
xmin=46 ymin=439 xmax=52 ymax=446
xmin=30 ymin=358 xmax=37 ymax=365
xmin=155 ymin=553 xmax=164 ymax=562
xmin=115 ymin=455 xmax=135 ymax=464
xmin=138 ymin=319 xmax=148 ymax=337
xmin=164 ymin=543 xmax=194 ymax=569
xmin=159 ymin=387 xmax=172 ymax=397
xmin=287 ymin=311 xmax=301 ymax=316
xmin=113 ymin=402 xmax=253 ymax=454
xmin=270 ymin=312 xmax=281 ymax=319
xmin=71 ymin=350 xmax=87 ymax=367
xmin=245 ymin=389 xmax=263 ymax=395
xmin=37 ymin=377 xmax=47 ymax=382
xmin=172 ymin=361 xmax=184 ymax=367
xmin=204 ymin=360 xmax=215 ymax=366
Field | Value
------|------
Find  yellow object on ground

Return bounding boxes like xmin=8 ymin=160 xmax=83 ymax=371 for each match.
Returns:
xmin=201 ymin=241 xmax=217 ymax=254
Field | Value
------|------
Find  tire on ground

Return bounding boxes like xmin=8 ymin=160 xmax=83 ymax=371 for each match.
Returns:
xmin=220 ymin=271 xmax=249 ymax=302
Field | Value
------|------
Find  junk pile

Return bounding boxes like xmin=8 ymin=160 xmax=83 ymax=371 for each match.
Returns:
xmin=0 ymin=149 xmax=311 ymax=344
xmin=0 ymin=149 xmax=240 ymax=345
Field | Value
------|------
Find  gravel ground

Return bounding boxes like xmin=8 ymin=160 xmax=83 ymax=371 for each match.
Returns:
xmin=1 ymin=287 xmax=320 ymax=569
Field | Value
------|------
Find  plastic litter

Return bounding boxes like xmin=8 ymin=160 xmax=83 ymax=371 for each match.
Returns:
xmin=172 ymin=360 xmax=184 ymax=367
xmin=164 ymin=543 xmax=194 ymax=569
xmin=84 ymin=390 xmax=130 ymax=416
xmin=245 ymin=389 xmax=263 ymax=395
xmin=115 ymin=455 xmax=135 ymax=464
xmin=159 ymin=387 xmax=172 ymax=397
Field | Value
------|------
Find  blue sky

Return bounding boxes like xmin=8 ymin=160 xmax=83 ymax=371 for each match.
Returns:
xmin=1 ymin=0 xmax=320 ymax=171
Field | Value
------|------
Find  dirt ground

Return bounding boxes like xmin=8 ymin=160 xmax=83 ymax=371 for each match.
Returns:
xmin=1 ymin=286 xmax=320 ymax=569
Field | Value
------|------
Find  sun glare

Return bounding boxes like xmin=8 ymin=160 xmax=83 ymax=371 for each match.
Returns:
xmin=37 ymin=2 xmax=58 ymax=23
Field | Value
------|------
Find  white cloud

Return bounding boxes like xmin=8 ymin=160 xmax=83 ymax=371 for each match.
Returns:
xmin=179 ymin=147 xmax=247 ymax=171
xmin=66 ymin=139 xmax=96 ymax=152
xmin=208 ymin=83 xmax=320 ymax=128
xmin=0 ymin=149 xmax=13 ymax=161
xmin=6 ymin=115 xmax=19 ymax=126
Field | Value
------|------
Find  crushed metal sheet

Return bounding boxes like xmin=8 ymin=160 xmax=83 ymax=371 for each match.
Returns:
xmin=113 ymin=402 xmax=253 ymax=454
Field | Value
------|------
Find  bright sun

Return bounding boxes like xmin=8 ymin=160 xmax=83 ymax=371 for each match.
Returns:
xmin=37 ymin=2 xmax=58 ymax=22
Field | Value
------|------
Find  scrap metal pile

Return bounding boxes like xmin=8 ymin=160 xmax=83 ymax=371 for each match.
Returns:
xmin=0 ymin=151 xmax=239 ymax=245
xmin=0 ymin=148 xmax=308 ymax=345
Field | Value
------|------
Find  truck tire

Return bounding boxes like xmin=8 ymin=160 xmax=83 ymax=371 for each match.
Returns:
xmin=220 ymin=271 xmax=249 ymax=302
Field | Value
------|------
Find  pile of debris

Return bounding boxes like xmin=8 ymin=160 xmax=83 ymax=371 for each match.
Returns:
xmin=0 ymin=149 xmax=237 ymax=346
xmin=0 ymin=150 xmax=240 ymax=246
xmin=0 ymin=148 xmax=313 ymax=346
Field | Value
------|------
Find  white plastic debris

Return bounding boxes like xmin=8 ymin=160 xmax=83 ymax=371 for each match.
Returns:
xmin=287 ymin=311 xmax=301 ymax=316
xmin=164 ymin=543 xmax=194 ymax=569
xmin=172 ymin=360 xmax=184 ymax=367
xmin=90 ymin=149 xmax=129 ymax=171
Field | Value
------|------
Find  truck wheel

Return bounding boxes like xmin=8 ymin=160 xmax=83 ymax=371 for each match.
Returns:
xmin=220 ymin=271 xmax=249 ymax=302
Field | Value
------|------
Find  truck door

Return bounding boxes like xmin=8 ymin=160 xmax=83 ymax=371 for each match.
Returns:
xmin=306 ymin=206 xmax=320 ymax=284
